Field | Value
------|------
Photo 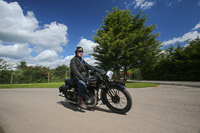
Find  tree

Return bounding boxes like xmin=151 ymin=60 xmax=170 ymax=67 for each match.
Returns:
xmin=53 ymin=65 xmax=69 ymax=81
xmin=150 ymin=37 xmax=200 ymax=81
xmin=16 ymin=61 xmax=27 ymax=70
xmin=92 ymin=7 xmax=161 ymax=81
xmin=0 ymin=59 xmax=12 ymax=84
xmin=0 ymin=59 xmax=9 ymax=70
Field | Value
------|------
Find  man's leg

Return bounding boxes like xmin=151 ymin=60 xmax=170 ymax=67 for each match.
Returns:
xmin=76 ymin=80 xmax=87 ymax=109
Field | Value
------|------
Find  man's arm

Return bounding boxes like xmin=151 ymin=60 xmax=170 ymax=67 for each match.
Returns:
xmin=83 ymin=60 xmax=95 ymax=70
xmin=83 ymin=60 xmax=101 ymax=73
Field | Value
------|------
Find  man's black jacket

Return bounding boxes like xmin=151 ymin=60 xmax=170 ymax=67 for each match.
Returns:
xmin=70 ymin=56 xmax=95 ymax=81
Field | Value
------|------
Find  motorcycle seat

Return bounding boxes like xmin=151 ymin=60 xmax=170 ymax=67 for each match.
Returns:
xmin=65 ymin=79 xmax=77 ymax=87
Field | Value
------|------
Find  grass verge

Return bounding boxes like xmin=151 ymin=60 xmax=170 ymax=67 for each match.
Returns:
xmin=0 ymin=82 xmax=63 ymax=89
xmin=0 ymin=82 xmax=157 ymax=89
xmin=125 ymin=82 xmax=157 ymax=88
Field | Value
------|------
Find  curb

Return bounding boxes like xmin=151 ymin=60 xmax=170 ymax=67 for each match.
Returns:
xmin=128 ymin=80 xmax=200 ymax=88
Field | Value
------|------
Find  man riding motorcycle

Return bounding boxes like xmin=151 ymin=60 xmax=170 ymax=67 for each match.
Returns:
xmin=70 ymin=46 xmax=98 ymax=109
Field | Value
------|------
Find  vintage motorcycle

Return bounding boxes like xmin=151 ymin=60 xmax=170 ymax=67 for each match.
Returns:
xmin=59 ymin=70 xmax=132 ymax=114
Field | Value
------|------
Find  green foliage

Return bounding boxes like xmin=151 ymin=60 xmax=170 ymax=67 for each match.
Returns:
xmin=0 ymin=59 xmax=12 ymax=84
xmin=147 ymin=38 xmax=200 ymax=81
xmin=130 ymin=68 xmax=142 ymax=80
xmin=92 ymin=7 xmax=161 ymax=81
xmin=14 ymin=66 xmax=50 ymax=83
xmin=0 ymin=82 xmax=63 ymax=88
xmin=0 ymin=59 xmax=71 ymax=84
xmin=125 ymin=82 xmax=157 ymax=88
xmin=51 ymin=65 xmax=70 ymax=82
xmin=16 ymin=61 xmax=27 ymax=70
xmin=0 ymin=59 xmax=9 ymax=70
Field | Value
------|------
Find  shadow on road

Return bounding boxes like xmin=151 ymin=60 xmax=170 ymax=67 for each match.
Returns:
xmin=57 ymin=101 xmax=85 ymax=113
xmin=58 ymin=94 xmax=126 ymax=115
xmin=57 ymin=101 xmax=120 ymax=114
xmin=0 ymin=126 xmax=5 ymax=133
xmin=87 ymin=106 xmax=113 ymax=114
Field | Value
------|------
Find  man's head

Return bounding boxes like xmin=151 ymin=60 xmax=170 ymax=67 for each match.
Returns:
xmin=75 ymin=46 xmax=83 ymax=58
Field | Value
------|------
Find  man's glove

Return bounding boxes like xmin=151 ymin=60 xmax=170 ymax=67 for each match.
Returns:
xmin=100 ymin=70 xmax=106 ymax=75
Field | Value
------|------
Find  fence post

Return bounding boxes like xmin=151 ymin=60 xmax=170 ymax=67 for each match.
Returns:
xmin=10 ymin=72 xmax=13 ymax=84
xmin=65 ymin=71 xmax=67 ymax=79
xmin=48 ymin=72 xmax=50 ymax=83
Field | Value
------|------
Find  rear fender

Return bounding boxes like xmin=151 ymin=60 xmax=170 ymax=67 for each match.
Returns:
xmin=59 ymin=84 xmax=70 ymax=94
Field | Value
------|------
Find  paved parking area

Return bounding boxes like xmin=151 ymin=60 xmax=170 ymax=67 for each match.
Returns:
xmin=0 ymin=85 xmax=200 ymax=133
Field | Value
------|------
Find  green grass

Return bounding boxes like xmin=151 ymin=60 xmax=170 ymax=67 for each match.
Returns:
xmin=0 ymin=82 xmax=64 ymax=89
xmin=125 ymin=82 xmax=157 ymax=88
xmin=0 ymin=82 xmax=157 ymax=89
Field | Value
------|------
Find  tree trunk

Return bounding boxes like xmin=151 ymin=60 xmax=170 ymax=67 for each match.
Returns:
xmin=123 ymin=66 xmax=128 ymax=83
xmin=115 ymin=68 xmax=120 ymax=80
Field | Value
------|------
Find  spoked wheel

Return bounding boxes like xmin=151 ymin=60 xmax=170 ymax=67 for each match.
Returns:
xmin=102 ymin=85 xmax=132 ymax=114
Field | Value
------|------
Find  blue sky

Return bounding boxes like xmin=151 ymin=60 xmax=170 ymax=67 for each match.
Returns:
xmin=0 ymin=0 xmax=200 ymax=68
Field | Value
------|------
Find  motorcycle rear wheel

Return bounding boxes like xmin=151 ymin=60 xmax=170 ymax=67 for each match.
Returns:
xmin=102 ymin=85 xmax=132 ymax=114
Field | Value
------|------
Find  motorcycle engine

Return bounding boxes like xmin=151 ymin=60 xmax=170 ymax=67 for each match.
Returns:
xmin=84 ymin=90 xmax=98 ymax=107
xmin=88 ymin=78 xmax=98 ymax=88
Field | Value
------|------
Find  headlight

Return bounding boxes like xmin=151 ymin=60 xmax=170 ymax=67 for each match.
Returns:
xmin=106 ymin=71 xmax=113 ymax=80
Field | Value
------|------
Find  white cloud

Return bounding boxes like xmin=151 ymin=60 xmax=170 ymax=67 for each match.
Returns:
xmin=31 ymin=22 xmax=68 ymax=52
xmin=0 ymin=0 xmax=38 ymax=33
xmin=0 ymin=43 xmax=32 ymax=59
xmin=34 ymin=50 xmax=58 ymax=61
xmin=134 ymin=0 xmax=145 ymax=8
xmin=84 ymin=56 xmax=98 ymax=66
xmin=125 ymin=0 xmax=155 ymax=10
xmin=0 ymin=0 xmax=98 ymax=69
xmin=77 ymin=38 xmax=99 ymax=55
xmin=192 ymin=22 xmax=200 ymax=30
xmin=125 ymin=1 xmax=135 ymax=9
xmin=64 ymin=55 xmax=74 ymax=65
xmin=140 ymin=1 xmax=155 ymax=10
xmin=0 ymin=0 xmax=69 ymax=69
xmin=1 ymin=52 xmax=98 ymax=69
xmin=162 ymin=21 xmax=200 ymax=46
xmin=0 ymin=0 xmax=68 ymax=52
xmin=162 ymin=31 xmax=200 ymax=46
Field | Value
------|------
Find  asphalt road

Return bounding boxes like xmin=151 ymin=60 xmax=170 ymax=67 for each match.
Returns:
xmin=0 ymin=85 xmax=200 ymax=133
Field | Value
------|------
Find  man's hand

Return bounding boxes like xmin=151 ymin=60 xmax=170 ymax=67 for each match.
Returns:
xmin=100 ymin=70 xmax=106 ymax=75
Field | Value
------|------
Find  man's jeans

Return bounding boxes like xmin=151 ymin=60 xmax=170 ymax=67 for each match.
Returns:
xmin=76 ymin=80 xmax=86 ymax=99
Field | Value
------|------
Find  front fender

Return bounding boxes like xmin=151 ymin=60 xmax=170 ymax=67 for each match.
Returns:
xmin=109 ymin=81 xmax=126 ymax=90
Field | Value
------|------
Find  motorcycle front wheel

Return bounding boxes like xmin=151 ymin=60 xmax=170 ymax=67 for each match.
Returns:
xmin=102 ymin=85 xmax=132 ymax=114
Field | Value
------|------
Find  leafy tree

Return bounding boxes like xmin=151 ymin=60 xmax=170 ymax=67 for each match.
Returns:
xmin=0 ymin=59 xmax=9 ymax=70
xmin=53 ymin=65 xmax=69 ymax=81
xmin=13 ymin=65 xmax=50 ymax=83
xmin=16 ymin=61 xmax=27 ymax=70
xmin=92 ymin=7 xmax=161 ymax=81
xmin=0 ymin=59 xmax=12 ymax=84
xmin=150 ymin=37 xmax=200 ymax=81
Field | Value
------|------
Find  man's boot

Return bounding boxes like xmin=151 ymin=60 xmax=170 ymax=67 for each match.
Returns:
xmin=79 ymin=100 xmax=87 ymax=109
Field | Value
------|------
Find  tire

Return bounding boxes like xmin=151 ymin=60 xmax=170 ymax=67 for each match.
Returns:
xmin=102 ymin=85 xmax=132 ymax=114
